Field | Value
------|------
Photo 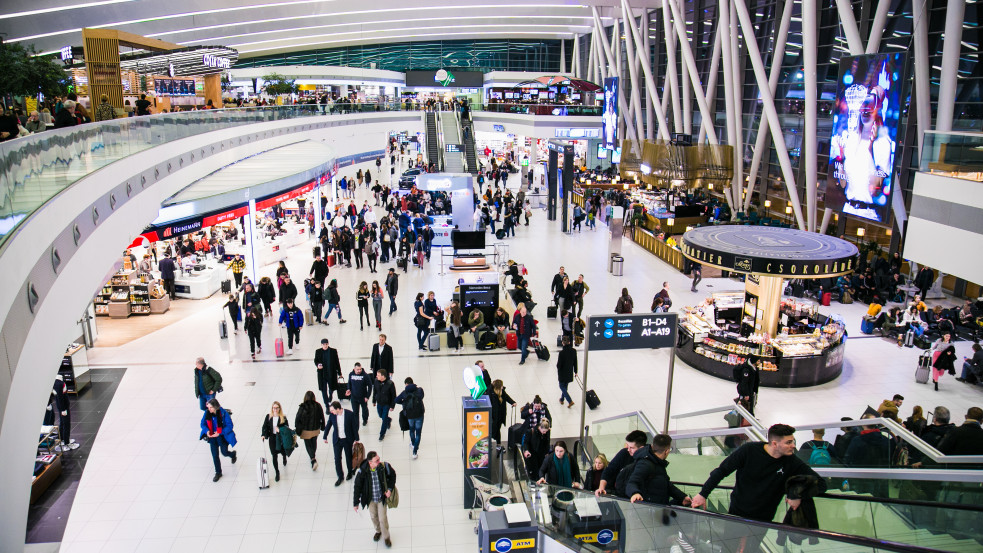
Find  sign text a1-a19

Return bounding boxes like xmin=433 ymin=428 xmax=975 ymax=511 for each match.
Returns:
xmin=587 ymin=313 xmax=677 ymax=351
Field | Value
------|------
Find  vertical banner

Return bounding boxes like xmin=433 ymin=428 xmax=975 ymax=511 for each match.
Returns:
xmin=602 ymin=77 xmax=620 ymax=150
xmin=824 ymin=53 xmax=904 ymax=223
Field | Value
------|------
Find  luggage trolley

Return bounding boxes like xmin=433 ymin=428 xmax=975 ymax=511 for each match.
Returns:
xmin=493 ymin=242 xmax=509 ymax=271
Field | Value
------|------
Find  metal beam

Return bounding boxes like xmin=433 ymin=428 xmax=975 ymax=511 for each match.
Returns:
xmin=698 ymin=24 xmax=722 ymax=145
xmin=865 ymin=0 xmax=892 ymax=54
xmin=661 ymin=0 xmax=683 ymax=134
xmin=642 ymin=9 xmax=655 ymax=141
xmin=733 ymin=0 xmax=805 ymax=229
xmin=621 ymin=1 xmax=647 ymax=143
xmin=665 ymin=0 xmax=719 ymax=145
xmin=834 ymin=0 xmax=865 ymax=55
xmin=804 ymin=0 xmax=818 ymax=231
xmin=935 ymin=0 xmax=965 ymax=132
xmin=620 ymin=0 xmax=672 ymax=141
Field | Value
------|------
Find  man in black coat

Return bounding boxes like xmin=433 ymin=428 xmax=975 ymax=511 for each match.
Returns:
xmin=550 ymin=266 xmax=567 ymax=307
xmin=314 ymin=339 xmax=342 ymax=406
xmin=279 ymin=275 xmax=298 ymax=307
xmin=385 ymin=269 xmax=399 ymax=314
xmin=626 ymin=434 xmax=690 ymax=505
xmin=158 ymin=256 xmax=177 ymax=299
xmin=309 ymin=253 xmax=329 ymax=288
xmin=372 ymin=370 xmax=397 ymax=441
xmin=938 ymin=407 xmax=983 ymax=456
xmin=596 ymin=430 xmax=648 ymax=496
xmin=733 ymin=356 xmax=760 ymax=415
xmin=556 ymin=337 xmax=578 ymax=408
xmin=914 ymin=266 xmax=935 ymax=301
xmin=370 ymin=334 xmax=394 ymax=377
xmin=323 ymin=401 xmax=360 ymax=486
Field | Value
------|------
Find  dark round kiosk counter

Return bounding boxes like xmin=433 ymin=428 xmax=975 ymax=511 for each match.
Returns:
xmin=677 ymin=226 xmax=857 ymax=388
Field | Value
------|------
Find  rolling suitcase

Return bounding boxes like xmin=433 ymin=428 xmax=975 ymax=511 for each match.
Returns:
xmin=860 ymin=317 xmax=874 ymax=334
xmin=221 ymin=280 xmax=232 ymax=294
xmin=326 ymin=254 xmax=336 ymax=267
xmin=821 ymin=292 xmax=832 ymax=306
xmin=305 ymin=308 xmax=314 ymax=326
xmin=546 ymin=305 xmax=558 ymax=319
xmin=585 ymin=390 xmax=601 ymax=410
xmin=556 ymin=335 xmax=564 ymax=347
xmin=916 ymin=350 xmax=932 ymax=384
xmin=534 ymin=341 xmax=550 ymax=361
xmin=507 ymin=422 xmax=526 ymax=448
xmin=506 ymin=332 xmax=518 ymax=350
xmin=219 ymin=320 xmax=228 ymax=339
xmin=257 ymin=457 xmax=270 ymax=489
xmin=427 ymin=332 xmax=441 ymax=351
xmin=275 ymin=337 xmax=285 ymax=358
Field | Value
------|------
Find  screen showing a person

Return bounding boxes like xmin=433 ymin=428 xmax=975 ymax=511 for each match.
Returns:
xmin=824 ymin=53 xmax=903 ymax=223
xmin=602 ymin=77 xmax=619 ymax=150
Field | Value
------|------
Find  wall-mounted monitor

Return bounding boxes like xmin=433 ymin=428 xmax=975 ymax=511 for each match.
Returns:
xmin=451 ymin=230 xmax=485 ymax=250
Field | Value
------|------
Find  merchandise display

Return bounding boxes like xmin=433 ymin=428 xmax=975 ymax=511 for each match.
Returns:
xmin=94 ymin=268 xmax=170 ymax=316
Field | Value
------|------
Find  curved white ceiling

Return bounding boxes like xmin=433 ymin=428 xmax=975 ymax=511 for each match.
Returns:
xmin=0 ymin=0 xmax=609 ymax=59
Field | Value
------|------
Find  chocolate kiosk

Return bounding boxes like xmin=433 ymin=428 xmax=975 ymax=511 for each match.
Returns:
xmin=677 ymin=226 xmax=858 ymax=387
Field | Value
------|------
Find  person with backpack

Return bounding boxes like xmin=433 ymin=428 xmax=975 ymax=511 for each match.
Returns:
xmin=614 ymin=288 xmax=634 ymax=314
xmin=395 ymin=377 xmax=426 ymax=459
xmin=596 ymin=430 xmax=648 ymax=497
xmin=624 ymin=434 xmax=690 ymax=505
xmin=193 ymin=357 xmax=223 ymax=411
xmin=798 ymin=429 xmax=836 ymax=466
xmin=537 ymin=440 xmax=582 ymax=488
xmin=324 ymin=279 xmax=347 ymax=324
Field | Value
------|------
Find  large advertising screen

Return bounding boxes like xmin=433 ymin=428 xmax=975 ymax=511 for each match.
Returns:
xmin=824 ymin=53 xmax=903 ymax=223
xmin=602 ymin=77 xmax=619 ymax=150
xmin=404 ymin=70 xmax=483 ymax=88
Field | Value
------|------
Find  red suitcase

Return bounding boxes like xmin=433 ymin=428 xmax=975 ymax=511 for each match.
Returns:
xmin=821 ymin=292 xmax=831 ymax=306
xmin=275 ymin=338 xmax=285 ymax=358
xmin=506 ymin=332 xmax=518 ymax=350
xmin=326 ymin=254 xmax=336 ymax=268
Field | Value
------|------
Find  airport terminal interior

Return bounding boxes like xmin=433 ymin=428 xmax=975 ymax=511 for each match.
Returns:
xmin=1 ymin=1 xmax=982 ymax=553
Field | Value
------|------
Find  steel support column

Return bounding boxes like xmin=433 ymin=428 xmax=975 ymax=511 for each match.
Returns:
xmin=935 ymin=0 xmax=966 ymax=132
xmin=804 ymin=0 xmax=819 ymax=231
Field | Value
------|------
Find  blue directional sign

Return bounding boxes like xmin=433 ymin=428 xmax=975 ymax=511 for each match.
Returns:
xmin=587 ymin=313 xmax=678 ymax=351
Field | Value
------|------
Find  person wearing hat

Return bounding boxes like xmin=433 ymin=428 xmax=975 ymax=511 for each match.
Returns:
xmin=314 ymin=339 xmax=342 ymax=406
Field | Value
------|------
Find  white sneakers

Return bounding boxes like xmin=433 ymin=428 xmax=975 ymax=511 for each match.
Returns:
xmin=287 ymin=348 xmax=293 ymax=355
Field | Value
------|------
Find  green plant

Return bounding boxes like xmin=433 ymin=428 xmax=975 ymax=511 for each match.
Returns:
xmin=0 ymin=43 xmax=68 ymax=101
xmin=261 ymin=73 xmax=298 ymax=96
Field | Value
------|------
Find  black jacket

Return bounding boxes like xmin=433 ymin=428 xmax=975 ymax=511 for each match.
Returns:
xmin=385 ymin=273 xmax=399 ymax=296
xmin=323 ymin=408 xmax=360 ymax=443
xmin=294 ymin=400 xmax=325 ymax=433
xmin=520 ymin=403 xmax=552 ymax=430
xmin=395 ymin=383 xmax=425 ymax=418
xmin=314 ymin=346 xmax=342 ymax=390
xmin=372 ymin=378 xmax=396 ymax=408
xmin=244 ymin=313 xmax=263 ymax=336
xmin=261 ymin=414 xmax=290 ymax=441
xmin=370 ymin=343 xmax=394 ymax=375
xmin=550 ymin=272 xmax=566 ymax=296
xmin=938 ymin=421 xmax=983 ymax=456
xmin=523 ymin=428 xmax=552 ymax=461
xmin=538 ymin=452 xmax=582 ymax=486
xmin=279 ymin=281 xmax=298 ymax=304
xmin=777 ymin=475 xmax=825 ymax=546
xmin=347 ymin=370 xmax=373 ymax=401
xmin=625 ymin=448 xmax=687 ymax=505
xmin=733 ymin=361 xmax=760 ymax=398
xmin=556 ymin=345 xmax=578 ymax=384
xmin=258 ymin=281 xmax=276 ymax=304
xmin=310 ymin=259 xmax=329 ymax=282
xmin=353 ymin=460 xmax=396 ymax=508
xmin=489 ymin=390 xmax=515 ymax=428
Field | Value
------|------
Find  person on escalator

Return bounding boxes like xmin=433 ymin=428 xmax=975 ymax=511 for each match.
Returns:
xmin=595 ymin=430 xmax=648 ymax=497
xmin=625 ymin=434 xmax=690 ymax=506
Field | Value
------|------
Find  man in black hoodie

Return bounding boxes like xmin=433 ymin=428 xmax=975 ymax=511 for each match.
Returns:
xmin=692 ymin=424 xmax=825 ymax=522
xmin=595 ymin=430 xmax=648 ymax=497
xmin=626 ymin=434 xmax=690 ymax=505
xmin=372 ymin=370 xmax=396 ymax=441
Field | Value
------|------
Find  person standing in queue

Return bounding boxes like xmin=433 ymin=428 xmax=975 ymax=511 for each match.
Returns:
xmin=370 ymin=334 xmax=394 ymax=377
xmin=278 ymin=298 xmax=304 ymax=355
xmin=294 ymin=391 xmax=326 ymax=472
xmin=522 ymin=419 xmax=552 ymax=480
xmin=690 ymin=424 xmax=826 ymax=527
xmin=395 ymin=377 xmax=425 ymax=459
xmin=200 ymin=398 xmax=237 ymax=482
xmin=314 ymin=339 xmax=342 ymax=406
xmin=193 ymin=357 xmax=223 ymax=411
xmin=625 ymin=434 xmax=691 ymax=505
xmin=372 ymin=369 xmax=397 ymax=441
xmin=324 ymin=401 xmax=360 ymax=486
xmin=353 ymin=451 xmax=396 ymax=548
xmin=537 ymin=440 xmax=582 ymax=488
xmin=556 ymin=336 xmax=578 ymax=409
xmin=346 ymin=363 xmax=373 ymax=426
xmin=488 ymin=380 xmax=515 ymax=445
xmin=413 ymin=293 xmax=432 ymax=351
xmin=158 ymin=254 xmax=177 ymax=299
xmin=261 ymin=401 xmax=291 ymax=482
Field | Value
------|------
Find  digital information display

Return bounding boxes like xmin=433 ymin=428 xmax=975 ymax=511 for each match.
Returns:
xmin=601 ymin=77 xmax=619 ymax=150
xmin=824 ymin=53 xmax=904 ymax=223
xmin=587 ymin=313 xmax=677 ymax=351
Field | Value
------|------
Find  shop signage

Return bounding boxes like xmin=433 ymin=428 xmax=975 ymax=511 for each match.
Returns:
xmin=587 ymin=313 xmax=677 ymax=351
xmin=494 ymin=537 xmax=535 ymax=552
xmin=464 ymin=411 xmax=489 ymax=470
xmin=493 ymin=124 xmax=505 ymax=132
xmin=554 ymin=128 xmax=600 ymax=139
xmin=202 ymin=54 xmax=231 ymax=69
xmin=255 ymin=180 xmax=316 ymax=211
xmin=575 ymin=530 xmax=618 ymax=544
xmin=60 ymin=46 xmax=73 ymax=61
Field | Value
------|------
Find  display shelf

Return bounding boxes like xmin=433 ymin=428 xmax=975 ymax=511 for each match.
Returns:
xmin=61 ymin=343 xmax=90 ymax=393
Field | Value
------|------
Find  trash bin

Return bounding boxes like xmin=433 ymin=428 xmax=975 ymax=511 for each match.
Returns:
xmin=608 ymin=253 xmax=619 ymax=273
xmin=612 ymin=255 xmax=624 ymax=276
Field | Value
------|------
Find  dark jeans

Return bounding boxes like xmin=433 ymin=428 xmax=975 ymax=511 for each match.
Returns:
xmin=320 ymin=386 xmax=334 ymax=408
xmin=233 ymin=272 xmax=243 ymax=287
xmin=518 ymin=335 xmax=531 ymax=363
xmin=416 ymin=325 xmax=429 ymax=349
xmin=209 ymin=435 xmax=234 ymax=474
xmin=58 ymin=409 xmax=71 ymax=444
xmin=961 ymin=361 xmax=980 ymax=382
xmin=389 ymin=294 xmax=397 ymax=314
xmin=377 ymin=404 xmax=392 ymax=438
xmin=408 ymin=417 xmax=423 ymax=454
xmin=198 ymin=392 xmax=215 ymax=411
xmin=333 ymin=439 xmax=354 ymax=478
xmin=351 ymin=397 xmax=369 ymax=423
xmin=248 ymin=333 xmax=262 ymax=354
xmin=368 ymin=255 xmax=377 ymax=272
xmin=326 ymin=304 xmax=342 ymax=320
xmin=228 ymin=308 xmax=239 ymax=330
xmin=286 ymin=327 xmax=300 ymax=349
xmin=163 ymin=278 xmax=176 ymax=299
xmin=311 ymin=302 xmax=323 ymax=323
xmin=559 ymin=381 xmax=573 ymax=404
xmin=359 ymin=304 xmax=370 ymax=328
xmin=692 ymin=270 xmax=703 ymax=290
xmin=268 ymin=438 xmax=287 ymax=474
xmin=353 ymin=250 xmax=363 ymax=268
xmin=303 ymin=437 xmax=317 ymax=461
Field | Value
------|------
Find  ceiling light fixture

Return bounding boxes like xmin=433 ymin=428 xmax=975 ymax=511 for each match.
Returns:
xmin=0 ymin=0 xmax=134 ymax=20
xmin=230 ymin=24 xmax=589 ymax=48
xmin=236 ymin=31 xmax=578 ymax=54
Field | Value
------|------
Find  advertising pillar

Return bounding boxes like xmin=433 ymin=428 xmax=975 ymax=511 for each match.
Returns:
xmin=462 ymin=396 xmax=491 ymax=508
xmin=244 ymin=199 xmax=259 ymax=284
xmin=547 ymin=148 xmax=558 ymax=220
xmin=562 ymin=144 xmax=574 ymax=233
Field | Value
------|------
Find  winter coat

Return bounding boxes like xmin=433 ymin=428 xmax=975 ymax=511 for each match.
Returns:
xmin=776 ymin=475 xmax=825 ymax=546
xmin=347 ymin=370 xmax=373 ymax=401
xmin=556 ymin=345 xmax=578 ymax=384
xmin=933 ymin=345 xmax=957 ymax=374
xmin=314 ymin=346 xmax=341 ymax=391
xmin=395 ymin=383 xmax=426 ymax=418
xmin=261 ymin=414 xmax=294 ymax=454
xmin=520 ymin=403 xmax=552 ymax=430
xmin=279 ymin=306 xmax=304 ymax=329
xmin=244 ymin=314 xmax=263 ymax=337
xmin=352 ymin=459 xmax=396 ymax=508
xmin=372 ymin=378 xmax=397 ymax=408
xmin=489 ymin=389 xmax=515 ymax=430
xmin=258 ymin=281 xmax=276 ymax=304
xmin=733 ymin=361 xmax=760 ymax=398
xmin=279 ymin=281 xmax=298 ymax=304
xmin=539 ymin=452 xmax=582 ymax=486
xmin=625 ymin=448 xmax=687 ymax=505
xmin=200 ymin=408 xmax=237 ymax=446
xmin=294 ymin=401 xmax=325 ymax=434
xmin=194 ymin=366 xmax=223 ymax=398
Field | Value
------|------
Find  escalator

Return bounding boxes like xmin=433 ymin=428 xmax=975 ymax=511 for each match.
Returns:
xmin=424 ymin=111 xmax=441 ymax=169
xmin=460 ymin=110 xmax=479 ymax=175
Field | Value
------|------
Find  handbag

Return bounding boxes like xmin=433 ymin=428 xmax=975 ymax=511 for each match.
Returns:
xmin=386 ymin=485 xmax=400 ymax=509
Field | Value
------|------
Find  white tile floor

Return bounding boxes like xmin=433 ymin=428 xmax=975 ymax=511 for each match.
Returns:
xmin=61 ymin=159 xmax=983 ymax=553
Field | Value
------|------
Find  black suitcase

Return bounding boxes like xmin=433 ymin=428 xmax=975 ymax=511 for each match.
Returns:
xmin=556 ymin=335 xmax=563 ymax=347
xmin=507 ymin=423 xmax=526 ymax=448
xmin=547 ymin=305 xmax=558 ymax=319
xmin=219 ymin=320 xmax=228 ymax=339
xmin=585 ymin=390 xmax=601 ymax=410
xmin=535 ymin=342 xmax=550 ymax=361
xmin=221 ymin=279 xmax=232 ymax=294
xmin=496 ymin=229 xmax=507 ymax=240
xmin=313 ymin=246 xmax=321 ymax=258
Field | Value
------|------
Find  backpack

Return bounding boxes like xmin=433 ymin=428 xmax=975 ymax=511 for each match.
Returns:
xmin=403 ymin=388 xmax=424 ymax=418
xmin=614 ymin=458 xmax=642 ymax=497
xmin=806 ymin=442 xmax=833 ymax=466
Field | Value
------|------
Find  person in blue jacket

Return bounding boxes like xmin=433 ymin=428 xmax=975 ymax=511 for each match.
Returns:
xmin=278 ymin=298 xmax=305 ymax=354
xmin=200 ymin=398 xmax=238 ymax=482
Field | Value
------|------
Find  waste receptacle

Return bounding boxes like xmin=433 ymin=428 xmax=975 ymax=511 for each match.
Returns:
xmin=609 ymin=253 xmax=619 ymax=273
xmin=612 ymin=255 xmax=624 ymax=276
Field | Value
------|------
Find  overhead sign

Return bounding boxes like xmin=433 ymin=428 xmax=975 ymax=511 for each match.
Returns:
xmin=462 ymin=366 xmax=487 ymax=399
xmin=60 ymin=46 xmax=73 ymax=61
xmin=255 ymin=179 xmax=317 ymax=210
xmin=493 ymin=124 xmax=505 ymax=132
xmin=445 ymin=144 xmax=463 ymax=153
xmin=587 ymin=313 xmax=677 ymax=351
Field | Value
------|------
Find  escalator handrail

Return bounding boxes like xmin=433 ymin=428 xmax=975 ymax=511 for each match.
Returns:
xmin=670 ymin=480 xmax=983 ymax=513
xmin=536 ymin=484 xmax=949 ymax=553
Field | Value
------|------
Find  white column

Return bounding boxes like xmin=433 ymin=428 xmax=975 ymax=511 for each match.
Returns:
xmin=912 ymin=0 xmax=931 ymax=154
xmin=573 ymin=34 xmax=581 ymax=77
xmin=560 ymin=38 xmax=567 ymax=73
xmin=935 ymin=0 xmax=966 ymax=132
xmin=834 ymin=0 xmax=865 ymax=55
xmin=743 ymin=0 xmax=793 ymax=213
xmin=733 ymin=0 xmax=805 ymax=229
xmin=619 ymin=0 xmax=672 ymax=141
xmin=661 ymin=0 xmax=683 ymax=133
xmin=621 ymin=0 xmax=646 ymax=142
xmin=803 ymin=0 xmax=818 ymax=231
xmin=586 ymin=32 xmax=596 ymax=82
xmin=244 ymin=199 xmax=259 ymax=284
xmin=665 ymin=0 xmax=719 ymax=145
xmin=719 ymin=0 xmax=738 ymax=212
xmin=865 ymin=0 xmax=892 ymax=54
xmin=313 ymin=182 xmax=323 ymax=228
xmin=729 ymin=0 xmax=744 ymax=212
xmin=698 ymin=27 xmax=723 ymax=145
xmin=642 ymin=9 xmax=654 ymax=141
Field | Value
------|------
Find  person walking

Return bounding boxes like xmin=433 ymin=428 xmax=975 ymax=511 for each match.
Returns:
xmin=294 ymin=391 xmax=326 ymax=472
xmin=614 ymin=287 xmax=634 ymax=314
xmin=200 ymin=398 xmax=238 ymax=482
xmin=278 ymin=275 xmax=298 ymax=308
xmin=511 ymin=304 xmax=537 ymax=365
xmin=193 ymin=357 xmax=223 ymax=411
xmin=625 ymin=434 xmax=690 ymax=505
xmin=413 ymin=235 xmax=426 ymax=268
xmin=691 ymin=424 xmax=826 ymax=525
xmin=932 ymin=341 xmax=957 ymax=392
xmin=356 ymin=281 xmax=372 ymax=331
xmin=367 ymin=238 xmax=380 ymax=273
xmin=571 ymin=275 xmax=589 ymax=319
xmin=395 ymin=377 xmax=426 ymax=459
xmin=385 ymin=268 xmax=399 ymax=315
xmin=372 ymin=369 xmax=397 ymax=441
xmin=258 ymin=276 xmax=276 ymax=317
xmin=353 ymin=451 xmax=396 ymax=548
xmin=488 ymin=380 xmax=516 ymax=444
xmin=223 ymin=294 xmax=241 ymax=334
xmin=734 ymin=355 xmax=760 ymax=415
xmin=244 ymin=307 xmax=263 ymax=359
xmin=261 ymin=401 xmax=292 ymax=482
xmin=556 ymin=336 xmax=578 ymax=409
xmin=309 ymin=280 xmax=325 ymax=324
xmin=691 ymin=262 xmax=703 ymax=292
xmin=370 ymin=281 xmax=384 ymax=330
xmin=324 ymin=279 xmax=347 ymax=324
xmin=278 ymin=298 xmax=304 ymax=354
xmin=324 ymin=401 xmax=360 ymax=486
xmin=370 ymin=334 xmax=395 ymax=377
xmin=228 ymin=254 xmax=246 ymax=288
xmin=314 ymin=338 xmax=342 ymax=406
xmin=346 ymin=363 xmax=373 ymax=426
